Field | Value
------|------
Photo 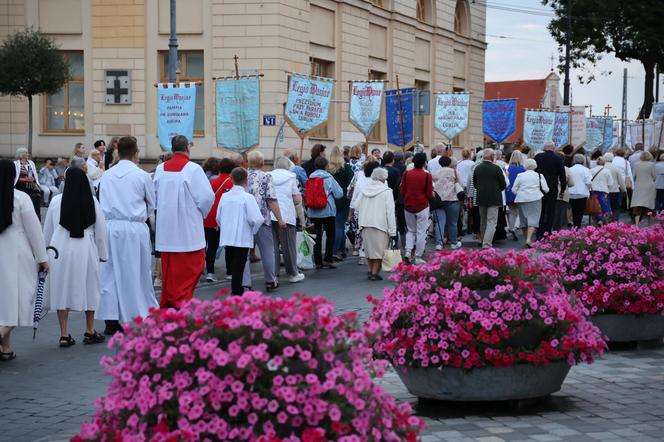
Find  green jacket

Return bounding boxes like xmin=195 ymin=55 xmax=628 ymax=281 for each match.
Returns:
xmin=473 ymin=161 xmax=506 ymax=207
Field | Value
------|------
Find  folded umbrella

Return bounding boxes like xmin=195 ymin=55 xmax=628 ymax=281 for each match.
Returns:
xmin=33 ymin=246 xmax=59 ymax=340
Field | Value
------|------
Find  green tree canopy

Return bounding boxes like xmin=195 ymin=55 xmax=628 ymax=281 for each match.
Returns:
xmin=0 ymin=28 xmax=69 ymax=154
xmin=543 ymin=0 xmax=664 ymax=119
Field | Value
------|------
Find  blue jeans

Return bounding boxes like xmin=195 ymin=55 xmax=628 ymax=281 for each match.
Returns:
xmin=593 ymin=191 xmax=611 ymax=223
xmin=334 ymin=205 xmax=349 ymax=256
xmin=433 ymin=201 xmax=460 ymax=245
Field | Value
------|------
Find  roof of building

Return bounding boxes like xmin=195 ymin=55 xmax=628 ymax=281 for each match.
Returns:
xmin=484 ymin=73 xmax=558 ymax=143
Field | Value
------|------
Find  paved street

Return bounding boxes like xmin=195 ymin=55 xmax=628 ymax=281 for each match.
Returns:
xmin=1 ymin=237 xmax=663 ymax=441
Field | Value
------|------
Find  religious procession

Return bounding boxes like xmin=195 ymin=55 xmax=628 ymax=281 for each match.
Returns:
xmin=1 ymin=1 xmax=664 ymax=441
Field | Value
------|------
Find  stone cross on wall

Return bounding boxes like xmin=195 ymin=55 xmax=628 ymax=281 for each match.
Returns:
xmin=105 ymin=70 xmax=131 ymax=104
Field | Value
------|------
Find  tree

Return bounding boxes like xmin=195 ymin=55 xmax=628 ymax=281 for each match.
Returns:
xmin=0 ymin=28 xmax=69 ymax=155
xmin=543 ymin=1 xmax=664 ymax=119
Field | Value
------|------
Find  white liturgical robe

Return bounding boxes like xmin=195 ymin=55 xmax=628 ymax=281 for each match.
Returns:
xmin=96 ymin=160 xmax=159 ymax=322
xmin=217 ymin=185 xmax=264 ymax=248
xmin=153 ymin=155 xmax=215 ymax=252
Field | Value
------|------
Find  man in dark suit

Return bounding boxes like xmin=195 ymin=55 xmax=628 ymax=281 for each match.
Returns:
xmin=473 ymin=149 xmax=506 ymax=248
xmin=535 ymin=140 xmax=567 ymax=236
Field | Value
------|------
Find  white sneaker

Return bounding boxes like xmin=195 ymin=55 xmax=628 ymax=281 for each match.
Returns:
xmin=225 ymin=275 xmax=232 ymax=280
xmin=414 ymin=258 xmax=426 ymax=265
xmin=205 ymin=273 xmax=218 ymax=283
xmin=288 ymin=273 xmax=305 ymax=283
xmin=435 ymin=244 xmax=443 ymax=251
xmin=153 ymin=277 xmax=161 ymax=287
xmin=451 ymin=241 xmax=462 ymax=250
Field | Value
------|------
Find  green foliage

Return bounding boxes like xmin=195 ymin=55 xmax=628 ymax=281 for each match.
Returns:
xmin=0 ymin=27 xmax=70 ymax=98
xmin=543 ymin=0 xmax=664 ymax=117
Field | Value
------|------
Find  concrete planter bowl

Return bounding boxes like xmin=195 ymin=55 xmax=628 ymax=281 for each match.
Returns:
xmin=590 ymin=314 xmax=664 ymax=342
xmin=395 ymin=362 xmax=571 ymax=401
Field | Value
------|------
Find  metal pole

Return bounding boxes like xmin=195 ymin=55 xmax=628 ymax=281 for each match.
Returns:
xmin=395 ymin=75 xmax=406 ymax=152
xmin=168 ymin=0 xmax=178 ymax=83
xmin=656 ymin=64 xmax=660 ymax=103
xmin=621 ymin=68 xmax=628 ymax=147
xmin=563 ymin=0 xmax=572 ymax=105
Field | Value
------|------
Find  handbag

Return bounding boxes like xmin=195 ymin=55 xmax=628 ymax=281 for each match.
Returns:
xmin=430 ymin=192 xmax=444 ymax=210
xmin=382 ymin=238 xmax=402 ymax=272
xmin=455 ymin=182 xmax=466 ymax=201
xmin=584 ymin=168 xmax=604 ymax=216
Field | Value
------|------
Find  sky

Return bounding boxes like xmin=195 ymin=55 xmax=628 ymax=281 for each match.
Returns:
xmin=482 ymin=0 xmax=663 ymax=121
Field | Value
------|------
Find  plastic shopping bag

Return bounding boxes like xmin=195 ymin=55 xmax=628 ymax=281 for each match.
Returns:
xmin=296 ymin=230 xmax=316 ymax=270
xmin=382 ymin=242 xmax=402 ymax=273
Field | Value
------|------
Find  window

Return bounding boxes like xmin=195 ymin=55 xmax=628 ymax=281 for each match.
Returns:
xmin=308 ymin=58 xmax=334 ymax=139
xmin=159 ymin=51 xmax=205 ymax=135
xmin=414 ymin=80 xmax=429 ymax=146
xmin=367 ymin=70 xmax=386 ymax=142
xmin=44 ymin=51 xmax=84 ymax=132
xmin=416 ymin=0 xmax=431 ymax=23
xmin=454 ymin=0 xmax=469 ymax=36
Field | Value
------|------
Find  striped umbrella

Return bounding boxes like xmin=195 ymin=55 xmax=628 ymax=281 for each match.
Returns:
xmin=33 ymin=246 xmax=59 ymax=340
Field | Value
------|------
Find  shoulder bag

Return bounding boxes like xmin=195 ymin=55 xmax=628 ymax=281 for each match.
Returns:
xmin=584 ymin=168 xmax=603 ymax=216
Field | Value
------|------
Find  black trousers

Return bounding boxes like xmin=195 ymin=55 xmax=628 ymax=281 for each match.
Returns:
xmin=224 ymin=247 xmax=232 ymax=276
xmin=226 ymin=246 xmax=249 ymax=295
xmin=204 ymin=227 xmax=220 ymax=274
xmin=570 ymin=198 xmax=587 ymax=228
xmin=311 ymin=216 xmax=335 ymax=265
xmin=16 ymin=184 xmax=41 ymax=221
xmin=395 ymin=204 xmax=407 ymax=248
xmin=538 ymin=193 xmax=558 ymax=235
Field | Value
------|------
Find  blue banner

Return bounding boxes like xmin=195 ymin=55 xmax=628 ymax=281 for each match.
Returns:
xmin=585 ymin=118 xmax=613 ymax=152
xmin=215 ymin=77 xmax=260 ymax=152
xmin=552 ymin=111 xmax=570 ymax=148
xmin=434 ymin=92 xmax=470 ymax=139
xmin=349 ymin=81 xmax=384 ymax=136
xmin=285 ymin=74 xmax=334 ymax=136
xmin=482 ymin=99 xmax=516 ymax=143
xmin=523 ymin=110 xmax=556 ymax=151
xmin=385 ymin=88 xmax=414 ymax=149
xmin=157 ymin=83 xmax=196 ymax=151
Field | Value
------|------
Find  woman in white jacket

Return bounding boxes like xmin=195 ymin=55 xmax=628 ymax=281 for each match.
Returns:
xmin=568 ymin=154 xmax=592 ymax=228
xmin=589 ymin=156 xmax=616 ymax=224
xmin=512 ymin=159 xmax=549 ymax=247
xmin=269 ymin=157 xmax=305 ymax=284
xmin=356 ymin=168 xmax=396 ymax=280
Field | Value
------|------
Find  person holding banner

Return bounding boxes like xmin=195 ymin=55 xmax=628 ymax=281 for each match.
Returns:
xmin=153 ymin=135 xmax=215 ymax=309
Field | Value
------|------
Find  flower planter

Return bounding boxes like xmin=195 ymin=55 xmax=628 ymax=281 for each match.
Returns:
xmin=396 ymin=362 xmax=571 ymax=402
xmin=591 ymin=314 xmax=664 ymax=342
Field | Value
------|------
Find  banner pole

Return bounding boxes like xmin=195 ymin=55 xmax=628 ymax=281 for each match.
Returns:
xmin=396 ymin=74 xmax=406 ymax=152
xmin=299 ymin=136 xmax=305 ymax=160
xmin=233 ymin=54 xmax=240 ymax=80
xmin=657 ymin=115 xmax=664 ymax=149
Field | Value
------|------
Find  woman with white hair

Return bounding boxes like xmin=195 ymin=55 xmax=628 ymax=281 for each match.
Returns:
xmin=14 ymin=147 xmax=42 ymax=220
xmin=511 ymin=159 xmax=549 ymax=247
xmin=568 ymin=153 xmax=592 ymax=228
xmin=269 ymin=157 xmax=305 ymax=284
xmin=356 ymin=167 xmax=396 ymax=280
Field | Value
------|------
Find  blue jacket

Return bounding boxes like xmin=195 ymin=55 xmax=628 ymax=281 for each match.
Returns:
xmin=307 ymin=169 xmax=343 ymax=218
xmin=506 ymin=165 xmax=525 ymax=204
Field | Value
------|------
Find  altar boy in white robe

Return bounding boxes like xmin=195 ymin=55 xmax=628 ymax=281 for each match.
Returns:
xmin=97 ymin=136 xmax=158 ymax=333
xmin=153 ymin=135 xmax=215 ymax=309
xmin=217 ymin=167 xmax=264 ymax=295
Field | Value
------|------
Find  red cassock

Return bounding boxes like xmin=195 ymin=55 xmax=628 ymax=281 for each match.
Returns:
xmin=160 ymin=249 xmax=205 ymax=309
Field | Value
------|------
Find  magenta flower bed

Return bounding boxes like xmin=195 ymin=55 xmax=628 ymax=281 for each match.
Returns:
xmin=534 ymin=222 xmax=664 ymax=316
xmin=368 ymin=249 xmax=606 ymax=371
xmin=74 ymin=292 xmax=423 ymax=442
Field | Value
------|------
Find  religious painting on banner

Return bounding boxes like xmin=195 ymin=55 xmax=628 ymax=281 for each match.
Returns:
xmin=434 ymin=92 xmax=470 ymax=139
xmin=385 ymin=88 xmax=414 ymax=150
xmin=284 ymin=73 xmax=334 ymax=137
xmin=523 ymin=110 xmax=556 ymax=151
xmin=157 ymin=83 xmax=197 ymax=151
xmin=652 ymin=103 xmax=664 ymax=122
xmin=482 ymin=99 xmax=517 ymax=144
xmin=348 ymin=81 xmax=384 ymax=137
xmin=552 ymin=111 xmax=570 ymax=148
xmin=215 ymin=76 xmax=260 ymax=152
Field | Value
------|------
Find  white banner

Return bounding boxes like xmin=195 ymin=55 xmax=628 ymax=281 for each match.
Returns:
xmin=559 ymin=105 xmax=586 ymax=147
xmin=349 ymin=81 xmax=384 ymax=136
xmin=523 ymin=110 xmax=556 ymax=151
xmin=625 ymin=120 xmax=664 ymax=150
xmin=434 ymin=92 xmax=470 ymax=139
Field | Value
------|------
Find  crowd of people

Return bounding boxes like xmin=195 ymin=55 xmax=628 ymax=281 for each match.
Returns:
xmin=1 ymin=134 xmax=663 ymax=361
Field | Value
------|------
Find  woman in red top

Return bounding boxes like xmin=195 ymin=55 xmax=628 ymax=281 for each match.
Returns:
xmin=399 ymin=152 xmax=432 ymax=264
xmin=204 ymin=158 xmax=235 ymax=282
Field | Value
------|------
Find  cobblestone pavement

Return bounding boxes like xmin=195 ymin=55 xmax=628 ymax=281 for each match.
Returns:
xmin=1 ymin=234 xmax=663 ymax=441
